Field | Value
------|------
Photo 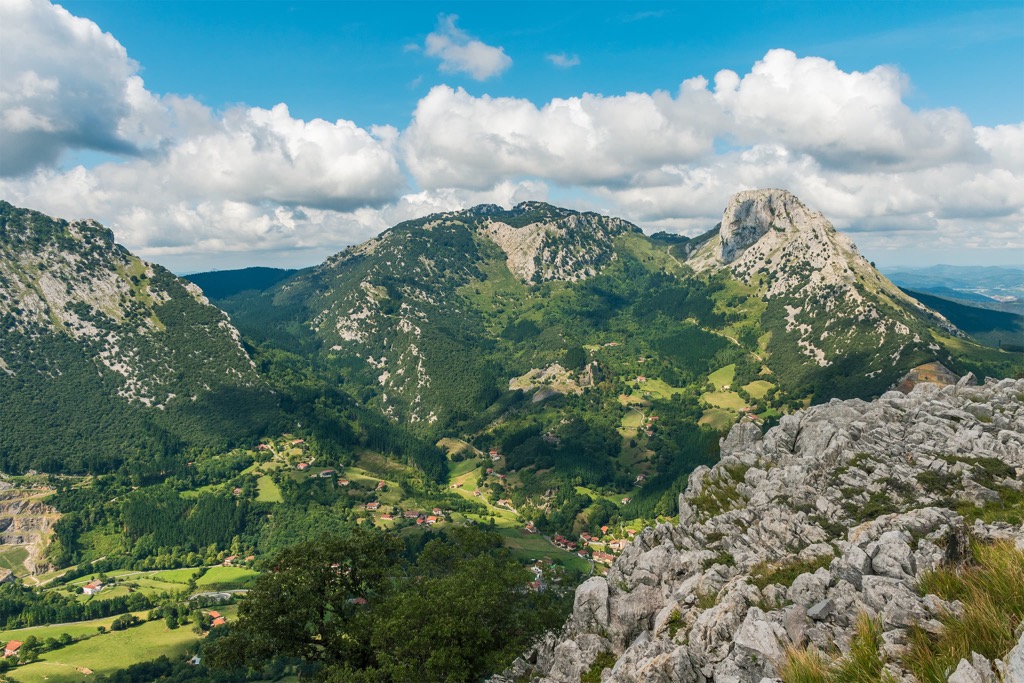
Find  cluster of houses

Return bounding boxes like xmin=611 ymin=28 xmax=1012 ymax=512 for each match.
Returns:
xmin=222 ymin=554 xmax=255 ymax=567
xmin=206 ymin=609 xmax=226 ymax=627
xmin=365 ymin=504 xmax=447 ymax=527
xmin=570 ymin=528 xmax=639 ymax=565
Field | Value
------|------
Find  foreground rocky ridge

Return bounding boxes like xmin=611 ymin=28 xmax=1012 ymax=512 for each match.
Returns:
xmin=495 ymin=375 xmax=1024 ymax=683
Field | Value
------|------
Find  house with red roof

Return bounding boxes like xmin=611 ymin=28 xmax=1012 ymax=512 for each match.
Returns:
xmin=366 ymin=502 xmax=380 ymax=511
xmin=296 ymin=462 xmax=309 ymax=471
xmin=83 ymin=580 xmax=104 ymax=595
xmin=593 ymin=551 xmax=615 ymax=565
xmin=4 ymin=641 xmax=22 ymax=657
xmin=211 ymin=616 xmax=227 ymax=627
xmin=223 ymin=555 xmax=238 ymax=566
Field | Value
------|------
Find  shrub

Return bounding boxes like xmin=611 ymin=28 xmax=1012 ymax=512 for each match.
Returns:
xmin=580 ymin=651 xmax=617 ymax=683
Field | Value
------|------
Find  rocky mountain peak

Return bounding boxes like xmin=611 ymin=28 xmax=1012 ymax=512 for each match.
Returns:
xmin=719 ymin=188 xmax=826 ymax=264
xmin=477 ymin=204 xmax=640 ymax=284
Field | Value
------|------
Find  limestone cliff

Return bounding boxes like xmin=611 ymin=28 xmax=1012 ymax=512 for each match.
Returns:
xmin=494 ymin=375 xmax=1024 ymax=683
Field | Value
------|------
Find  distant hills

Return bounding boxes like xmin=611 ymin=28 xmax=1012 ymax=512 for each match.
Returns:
xmin=185 ymin=266 xmax=300 ymax=300
xmin=883 ymin=264 xmax=1024 ymax=312
xmin=899 ymin=287 xmax=1024 ymax=351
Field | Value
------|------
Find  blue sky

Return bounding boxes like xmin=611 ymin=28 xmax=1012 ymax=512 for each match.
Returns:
xmin=64 ymin=1 xmax=1023 ymax=129
xmin=1 ymin=0 xmax=1022 ymax=271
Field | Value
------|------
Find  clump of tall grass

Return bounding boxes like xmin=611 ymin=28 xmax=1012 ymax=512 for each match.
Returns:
xmin=902 ymin=539 xmax=1024 ymax=682
xmin=779 ymin=612 xmax=896 ymax=683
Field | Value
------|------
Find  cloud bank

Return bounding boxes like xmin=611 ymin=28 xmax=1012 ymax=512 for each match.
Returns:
xmin=0 ymin=0 xmax=1020 ymax=270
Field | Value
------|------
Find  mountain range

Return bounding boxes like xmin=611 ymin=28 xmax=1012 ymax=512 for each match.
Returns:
xmin=3 ymin=190 xmax=1020 ymax=490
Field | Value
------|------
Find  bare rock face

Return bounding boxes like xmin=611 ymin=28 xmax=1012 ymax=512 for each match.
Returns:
xmin=492 ymin=375 xmax=1024 ymax=683
xmin=719 ymin=189 xmax=815 ymax=264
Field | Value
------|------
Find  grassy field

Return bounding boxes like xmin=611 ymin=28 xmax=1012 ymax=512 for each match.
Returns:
xmin=699 ymin=408 xmax=737 ymax=430
xmin=0 ymin=545 xmax=29 ymax=575
xmin=437 ymin=437 xmax=478 ymax=458
xmin=636 ymin=378 xmax=684 ymax=400
xmin=448 ymin=457 xmax=484 ymax=478
xmin=494 ymin=527 xmax=590 ymax=574
xmin=195 ymin=566 xmax=258 ymax=588
xmin=708 ymin=364 xmax=736 ymax=390
xmin=256 ymin=475 xmax=283 ymax=503
xmin=151 ymin=567 xmax=200 ymax=583
xmin=618 ymin=409 xmax=645 ymax=437
xmin=701 ymin=390 xmax=746 ymax=411
xmin=0 ymin=611 xmax=150 ymax=645
xmin=10 ymin=618 xmax=196 ymax=682
xmin=743 ymin=379 xmax=774 ymax=399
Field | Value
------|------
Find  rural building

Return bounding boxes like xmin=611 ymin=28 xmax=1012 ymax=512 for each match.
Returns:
xmin=223 ymin=556 xmax=238 ymax=566
xmin=83 ymin=580 xmax=104 ymax=595
xmin=3 ymin=641 xmax=22 ymax=657
xmin=366 ymin=502 xmax=380 ymax=511
xmin=297 ymin=462 xmax=309 ymax=471
xmin=593 ymin=551 xmax=615 ymax=565
xmin=319 ymin=469 xmax=335 ymax=478
xmin=211 ymin=616 xmax=226 ymax=627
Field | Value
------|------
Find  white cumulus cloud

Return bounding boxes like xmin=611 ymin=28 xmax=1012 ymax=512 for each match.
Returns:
xmin=546 ymin=53 xmax=580 ymax=68
xmin=0 ymin=1 xmax=1020 ymax=267
xmin=401 ymin=79 xmax=721 ymax=189
xmin=423 ymin=15 xmax=512 ymax=81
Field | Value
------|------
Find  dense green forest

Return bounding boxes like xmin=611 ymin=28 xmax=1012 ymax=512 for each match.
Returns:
xmin=206 ymin=527 xmax=572 ymax=683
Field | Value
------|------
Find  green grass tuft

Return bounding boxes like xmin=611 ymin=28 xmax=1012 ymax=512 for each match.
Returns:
xmin=580 ymin=651 xmax=617 ymax=683
xmin=903 ymin=539 xmax=1024 ymax=681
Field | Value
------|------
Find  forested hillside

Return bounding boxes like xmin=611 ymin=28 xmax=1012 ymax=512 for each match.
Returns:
xmin=0 ymin=202 xmax=278 ymax=473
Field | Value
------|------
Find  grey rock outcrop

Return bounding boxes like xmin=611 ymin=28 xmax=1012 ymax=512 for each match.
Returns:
xmin=492 ymin=376 xmax=1024 ymax=683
